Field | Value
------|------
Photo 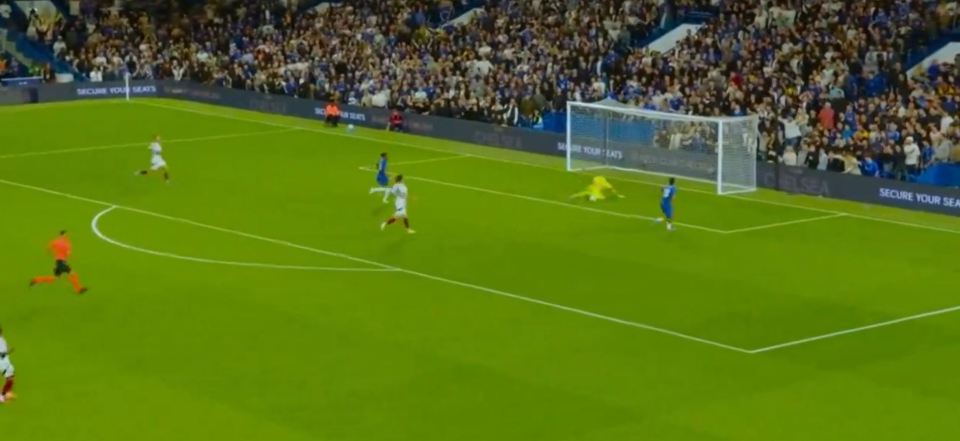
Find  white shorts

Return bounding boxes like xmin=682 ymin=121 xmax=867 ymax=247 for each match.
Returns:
xmin=0 ymin=356 xmax=14 ymax=378
xmin=394 ymin=205 xmax=408 ymax=218
xmin=150 ymin=157 xmax=167 ymax=171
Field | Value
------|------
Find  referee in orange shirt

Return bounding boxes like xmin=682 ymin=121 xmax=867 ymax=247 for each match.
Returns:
xmin=30 ymin=230 xmax=87 ymax=294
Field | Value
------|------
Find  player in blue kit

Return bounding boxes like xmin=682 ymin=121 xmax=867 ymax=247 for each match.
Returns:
xmin=368 ymin=153 xmax=391 ymax=203
xmin=656 ymin=177 xmax=677 ymax=231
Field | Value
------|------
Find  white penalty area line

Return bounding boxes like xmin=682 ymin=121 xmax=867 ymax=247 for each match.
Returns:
xmin=360 ymin=166 xmax=849 ymax=235
xmin=91 ymin=206 xmax=396 ymax=272
xmin=137 ymin=100 xmax=960 ymax=237
xmin=0 ymin=177 xmax=750 ymax=354
xmin=6 ymin=176 xmax=958 ymax=354
xmin=0 ymin=128 xmax=298 ymax=160
xmin=358 ymin=167 xmax=727 ymax=234
xmin=389 ymin=155 xmax=472 ymax=167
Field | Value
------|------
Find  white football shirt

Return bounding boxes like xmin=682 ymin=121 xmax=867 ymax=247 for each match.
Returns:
xmin=392 ymin=183 xmax=408 ymax=209
xmin=150 ymin=142 xmax=163 ymax=158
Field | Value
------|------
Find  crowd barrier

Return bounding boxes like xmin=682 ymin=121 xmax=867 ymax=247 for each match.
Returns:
xmin=759 ymin=163 xmax=960 ymax=216
xmin=4 ymin=80 xmax=960 ymax=216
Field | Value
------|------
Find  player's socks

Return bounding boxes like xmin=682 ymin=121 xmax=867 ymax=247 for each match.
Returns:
xmin=667 ymin=223 xmax=674 ymax=231
xmin=68 ymin=274 xmax=85 ymax=294
xmin=2 ymin=378 xmax=12 ymax=397
xmin=164 ymin=172 xmax=170 ymax=182
xmin=31 ymin=275 xmax=56 ymax=285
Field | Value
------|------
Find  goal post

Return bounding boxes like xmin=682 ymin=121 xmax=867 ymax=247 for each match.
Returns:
xmin=565 ymin=101 xmax=759 ymax=195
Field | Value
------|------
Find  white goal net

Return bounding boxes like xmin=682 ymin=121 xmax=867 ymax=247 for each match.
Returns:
xmin=565 ymin=102 xmax=759 ymax=195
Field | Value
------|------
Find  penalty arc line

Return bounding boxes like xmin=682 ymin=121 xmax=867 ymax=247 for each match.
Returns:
xmin=91 ymin=206 xmax=396 ymax=272
xmin=0 ymin=177 xmax=750 ymax=354
xmin=0 ymin=128 xmax=298 ymax=160
xmin=748 ymin=304 xmax=960 ymax=353
xmin=358 ymin=167 xmax=727 ymax=234
xmin=138 ymin=100 xmax=960 ymax=237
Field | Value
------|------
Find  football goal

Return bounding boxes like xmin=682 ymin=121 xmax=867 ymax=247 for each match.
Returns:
xmin=565 ymin=101 xmax=760 ymax=195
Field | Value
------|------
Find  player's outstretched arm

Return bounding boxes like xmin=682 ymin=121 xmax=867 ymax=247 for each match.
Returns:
xmin=570 ymin=189 xmax=590 ymax=199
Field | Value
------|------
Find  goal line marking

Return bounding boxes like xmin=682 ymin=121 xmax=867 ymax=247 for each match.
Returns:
xmin=0 ymin=128 xmax=297 ymax=160
xmin=91 ymin=206 xmax=396 ymax=273
xmin=137 ymin=100 xmax=960 ymax=237
xmin=0 ymin=177 xmax=750 ymax=354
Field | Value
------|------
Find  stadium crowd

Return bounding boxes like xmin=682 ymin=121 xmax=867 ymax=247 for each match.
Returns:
xmin=27 ymin=0 xmax=960 ymax=180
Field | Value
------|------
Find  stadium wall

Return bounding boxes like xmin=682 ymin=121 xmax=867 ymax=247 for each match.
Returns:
xmin=0 ymin=86 xmax=34 ymax=104
xmin=15 ymin=80 xmax=960 ymax=217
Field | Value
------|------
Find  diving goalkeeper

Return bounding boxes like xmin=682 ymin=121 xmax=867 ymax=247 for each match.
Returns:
xmin=570 ymin=176 xmax=624 ymax=202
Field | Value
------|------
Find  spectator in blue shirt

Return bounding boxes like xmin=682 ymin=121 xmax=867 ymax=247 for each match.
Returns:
xmin=860 ymin=154 xmax=880 ymax=177
xmin=921 ymin=142 xmax=936 ymax=169
xmin=928 ymin=62 xmax=941 ymax=82
xmin=865 ymin=73 xmax=886 ymax=97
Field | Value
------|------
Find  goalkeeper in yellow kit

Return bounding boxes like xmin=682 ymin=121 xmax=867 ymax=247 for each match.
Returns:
xmin=571 ymin=176 xmax=624 ymax=202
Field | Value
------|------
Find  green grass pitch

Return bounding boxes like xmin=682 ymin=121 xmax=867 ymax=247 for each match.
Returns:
xmin=2 ymin=99 xmax=960 ymax=440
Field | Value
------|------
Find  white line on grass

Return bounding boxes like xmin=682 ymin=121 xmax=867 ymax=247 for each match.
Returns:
xmin=843 ymin=213 xmax=960 ymax=236
xmin=0 ymin=100 xmax=124 ymax=114
xmin=358 ymin=167 xmax=727 ymax=234
xmin=362 ymin=166 xmax=853 ymax=234
xmin=0 ymin=128 xmax=297 ymax=160
xmin=91 ymin=206 xmax=396 ymax=272
xmin=138 ymin=100 xmax=960 ymax=236
xmin=0 ymin=177 xmax=750 ymax=354
xmin=389 ymin=155 xmax=472 ymax=167
xmin=748 ymin=304 xmax=960 ymax=353
xmin=720 ymin=213 xmax=848 ymax=234
xmin=723 ymin=194 xmax=839 ymax=214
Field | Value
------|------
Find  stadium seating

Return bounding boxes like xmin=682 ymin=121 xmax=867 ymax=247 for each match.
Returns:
xmin=37 ymin=0 xmax=960 ymax=182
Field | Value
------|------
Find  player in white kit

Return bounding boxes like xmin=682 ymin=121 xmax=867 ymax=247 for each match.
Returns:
xmin=380 ymin=175 xmax=415 ymax=234
xmin=0 ymin=326 xmax=15 ymax=403
xmin=137 ymin=135 xmax=170 ymax=183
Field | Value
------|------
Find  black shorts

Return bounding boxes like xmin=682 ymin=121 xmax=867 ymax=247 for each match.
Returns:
xmin=54 ymin=260 xmax=72 ymax=276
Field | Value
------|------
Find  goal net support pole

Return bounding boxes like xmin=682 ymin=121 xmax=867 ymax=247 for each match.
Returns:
xmin=565 ymin=101 xmax=759 ymax=195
